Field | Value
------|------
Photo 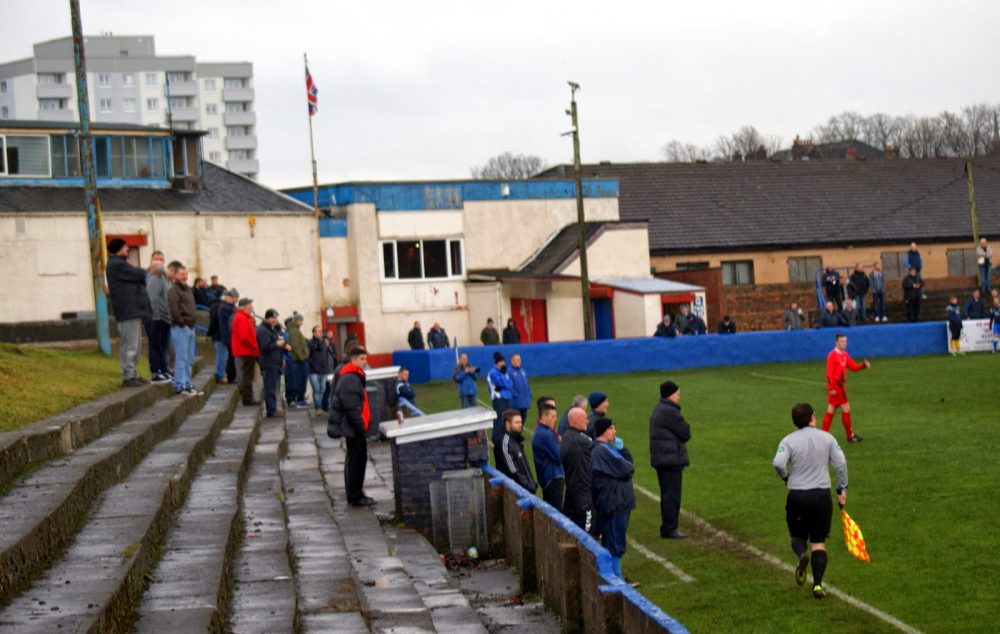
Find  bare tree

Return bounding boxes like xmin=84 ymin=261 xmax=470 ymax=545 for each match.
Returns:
xmin=902 ymin=116 xmax=945 ymax=158
xmin=661 ymin=140 xmax=709 ymax=162
xmin=861 ymin=113 xmax=901 ymax=149
xmin=471 ymin=152 xmax=548 ymax=179
xmin=813 ymin=111 xmax=866 ymax=143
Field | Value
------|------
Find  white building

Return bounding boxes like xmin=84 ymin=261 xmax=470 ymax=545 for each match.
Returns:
xmin=0 ymin=35 xmax=258 ymax=179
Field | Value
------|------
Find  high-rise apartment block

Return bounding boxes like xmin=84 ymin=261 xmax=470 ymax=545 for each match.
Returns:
xmin=0 ymin=35 xmax=258 ymax=179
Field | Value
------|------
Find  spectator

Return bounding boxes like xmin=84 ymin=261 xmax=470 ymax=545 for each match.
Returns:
xmin=144 ymin=250 xmax=172 ymax=383
xmin=674 ymin=306 xmax=691 ymax=335
xmin=342 ymin=334 xmax=361 ymax=359
xmin=209 ymin=275 xmax=226 ymax=299
xmin=231 ymin=298 xmax=259 ymax=406
xmin=308 ymin=326 xmax=334 ymax=413
xmin=978 ymin=237 xmax=994 ymax=294
xmin=532 ymin=402 xmax=564 ymax=511
xmin=495 ymin=410 xmax=537 ymax=493
xmin=654 ymin=314 xmax=677 ymax=338
xmin=427 ymin=321 xmax=449 ymax=349
xmin=487 ymin=352 xmax=513 ymax=445
xmin=106 ymin=238 xmax=152 ymax=387
xmin=407 ymin=321 xmax=424 ymax=350
xmin=649 ymin=380 xmax=691 ymax=539
xmin=561 ymin=407 xmax=596 ymax=535
xmin=990 ymin=296 xmax=1000 ymax=354
xmin=902 ymin=267 xmax=923 ymax=322
xmin=717 ymin=315 xmax=737 ymax=334
xmin=947 ymin=296 xmax=964 ymax=356
xmin=192 ymin=277 xmax=215 ymax=307
xmin=319 ymin=330 xmax=339 ymax=411
xmin=907 ymin=242 xmax=926 ymax=299
xmin=453 ymin=353 xmax=480 ymax=408
xmin=167 ymin=263 xmax=200 ymax=396
xmin=587 ymin=391 xmax=609 ymax=437
xmin=282 ymin=313 xmax=306 ymax=408
xmin=217 ymin=289 xmax=239 ymax=384
xmin=257 ymin=309 xmax=288 ymax=418
xmin=480 ymin=318 xmax=501 ymax=345
xmin=503 ymin=318 xmax=521 ymax=344
xmin=508 ymin=353 xmax=532 ymax=421
xmin=841 ymin=299 xmax=860 ymax=327
xmin=395 ymin=367 xmax=425 ymax=416
xmin=821 ymin=266 xmax=842 ymax=311
xmin=557 ymin=394 xmax=588 ymax=436
xmin=819 ymin=301 xmax=846 ymax=328
xmin=208 ymin=290 xmax=236 ymax=383
xmin=869 ymin=261 xmax=888 ymax=322
xmin=591 ymin=417 xmax=636 ymax=578
xmin=847 ymin=263 xmax=870 ymax=322
xmin=683 ymin=313 xmax=707 ymax=335
xmin=328 ymin=347 xmax=376 ymax=507
xmin=783 ymin=302 xmax=805 ymax=330
xmin=964 ymin=289 xmax=986 ymax=319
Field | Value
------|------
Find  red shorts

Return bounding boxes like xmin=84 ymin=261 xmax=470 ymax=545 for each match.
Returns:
xmin=827 ymin=385 xmax=848 ymax=407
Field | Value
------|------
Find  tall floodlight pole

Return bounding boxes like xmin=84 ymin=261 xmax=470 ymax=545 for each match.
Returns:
xmin=70 ymin=0 xmax=111 ymax=355
xmin=567 ymin=81 xmax=592 ymax=340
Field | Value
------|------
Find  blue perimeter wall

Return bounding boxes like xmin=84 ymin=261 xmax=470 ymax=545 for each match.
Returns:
xmin=393 ymin=323 xmax=947 ymax=384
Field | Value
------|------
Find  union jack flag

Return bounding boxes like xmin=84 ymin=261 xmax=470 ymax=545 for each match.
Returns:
xmin=305 ymin=65 xmax=318 ymax=116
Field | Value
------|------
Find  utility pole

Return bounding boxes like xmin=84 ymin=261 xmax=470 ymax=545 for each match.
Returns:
xmin=965 ymin=158 xmax=982 ymax=285
xmin=70 ymin=0 xmax=111 ymax=356
xmin=566 ymin=81 xmax=592 ymax=340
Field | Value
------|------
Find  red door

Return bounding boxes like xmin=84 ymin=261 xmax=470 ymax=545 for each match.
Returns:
xmin=510 ymin=298 xmax=548 ymax=343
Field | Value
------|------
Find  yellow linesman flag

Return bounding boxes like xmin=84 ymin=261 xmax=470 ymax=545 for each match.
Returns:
xmin=841 ymin=508 xmax=871 ymax=563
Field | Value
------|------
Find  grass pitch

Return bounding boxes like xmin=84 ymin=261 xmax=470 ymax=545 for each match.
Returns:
xmin=413 ymin=352 xmax=1000 ymax=633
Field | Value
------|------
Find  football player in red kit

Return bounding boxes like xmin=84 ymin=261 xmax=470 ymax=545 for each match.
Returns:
xmin=824 ymin=333 xmax=870 ymax=442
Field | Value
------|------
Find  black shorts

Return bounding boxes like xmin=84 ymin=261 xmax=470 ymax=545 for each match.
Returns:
xmin=785 ymin=488 xmax=833 ymax=543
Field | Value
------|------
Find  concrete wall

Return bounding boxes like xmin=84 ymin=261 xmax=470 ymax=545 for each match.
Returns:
xmin=319 ymin=236 xmax=354 ymax=306
xmin=394 ymin=322 xmax=947 ymax=383
xmin=562 ymin=227 xmax=651 ymax=278
xmin=613 ymin=292 xmax=660 ymax=338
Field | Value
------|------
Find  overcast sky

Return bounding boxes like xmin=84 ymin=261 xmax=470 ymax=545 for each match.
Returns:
xmin=5 ymin=0 xmax=1000 ymax=189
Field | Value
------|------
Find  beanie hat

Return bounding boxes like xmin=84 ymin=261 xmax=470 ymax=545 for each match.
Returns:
xmin=593 ymin=417 xmax=614 ymax=439
xmin=292 ymin=311 xmax=304 ymax=322
xmin=660 ymin=380 xmax=679 ymax=399
xmin=493 ymin=352 xmax=505 ymax=364
xmin=588 ymin=391 xmax=607 ymax=410
xmin=107 ymin=238 xmax=127 ymax=254
xmin=265 ymin=308 xmax=279 ymax=319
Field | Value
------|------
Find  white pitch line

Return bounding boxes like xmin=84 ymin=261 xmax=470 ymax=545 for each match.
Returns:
xmin=749 ymin=372 xmax=825 ymax=386
xmin=627 ymin=537 xmax=695 ymax=583
xmin=633 ymin=484 xmax=922 ymax=634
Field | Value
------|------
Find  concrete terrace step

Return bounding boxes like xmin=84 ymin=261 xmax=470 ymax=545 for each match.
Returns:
xmin=0 ymin=386 xmax=238 ymax=633
xmin=131 ymin=404 xmax=261 ymax=632
xmin=228 ymin=420 xmax=297 ymax=634
xmin=0 ymin=357 xmax=205 ymax=489
xmin=280 ymin=412 xmax=366 ymax=633
xmin=0 ymin=369 xmax=217 ymax=604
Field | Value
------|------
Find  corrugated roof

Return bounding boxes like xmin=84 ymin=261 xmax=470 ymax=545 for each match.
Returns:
xmin=594 ymin=277 xmax=704 ymax=294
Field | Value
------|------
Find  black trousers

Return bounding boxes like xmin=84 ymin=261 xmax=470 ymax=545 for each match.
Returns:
xmin=344 ymin=433 xmax=368 ymax=503
xmin=906 ymin=297 xmax=921 ymax=322
xmin=225 ymin=342 xmax=237 ymax=382
xmin=871 ymin=291 xmax=886 ymax=319
xmin=144 ymin=318 xmax=171 ymax=375
xmin=542 ymin=478 xmax=564 ymax=512
xmin=236 ymin=356 xmax=257 ymax=404
xmin=262 ymin=366 xmax=281 ymax=415
xmin=567 ymin=507 xmax=597 ymax=537
xmin=656 ymin=467 xmax=684 ymax=536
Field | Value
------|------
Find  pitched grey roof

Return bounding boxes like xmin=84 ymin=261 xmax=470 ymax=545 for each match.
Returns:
xmin=0 ymin=162 xmax=310 ymax=213
xmin=771 ymin=139 xmax=885 ymax=161
xmin=537 ymin=159 xmax=1000 ymax=254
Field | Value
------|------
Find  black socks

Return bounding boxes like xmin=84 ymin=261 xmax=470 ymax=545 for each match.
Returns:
xmin=791 ymin=537 xmax=807 ymax=558
xmin=811 ymin=550 xmax=828 ymax=586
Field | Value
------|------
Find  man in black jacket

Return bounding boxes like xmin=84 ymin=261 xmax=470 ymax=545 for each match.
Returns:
xmin=847 ymin=263 xmax=870 ymax=322
xmin=328 ymin=347 xmax=375 ymax=506
xmin=105 ymin=238 xmax=152 ymax=386
xmin=649 ymin=380 xmax=691 ymax=539
xmin=561 ymin=407 xmax=596 ymax=535
xmin=494 ymin=410 xmax=537 ymax=493
xmin=256 ymin=309 xmax=288 ymax=418
xmin=654 ymin=315 xmax=677 ymax=338
xmin=591 ymin=417 xmax=635 ymax=578
xmin=427 ymin=321 xmax=449 ymax=349
xmin=902 ymin=267 xmax=923 ymax=322
xmin=307 ymin=325 xmax=335 ymax=413
xmin=407 ymin=321 xmax=424 ymax=350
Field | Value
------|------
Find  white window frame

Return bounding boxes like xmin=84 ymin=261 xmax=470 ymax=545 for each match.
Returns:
xmin=122 ymin=73 xmax=135 ymax=87
xmin=0 ymin=106 xmax=8 ymax=119
xmin=122 ymin=97 xmax=137 ymax=113
xmin=145 ymin=72 xmax=158 ymax=86
xmin=38 ymin=73 xmax=64 ymax=85
xmin=224 ymin=77 xmax=245 ymax=89
xmin=39 ymin=98 xmax=63 ymax=111
xmin=208 ymin=151 xmax=221 ymax=162
xmin=146 ymin=98 xmax=159 ymax=111
xmin=205 ymin=103 xmax=217 ymax=115
xmin=379 ymin=238 xmax=465 ymax=282
xmin=207 ymin=127 xmax=219 ymax=139
xmin=0 ymin=80 xmax=7 ymax=93
xmin=98 ymin=98 xmax=113 ymax=113
xmin=204 ymin=78 xmax=216 ymax=91
xmin=0 ymin=133 xmax=52 ymax=178
xmin=97 ymin=73 xmax=111 ymax=87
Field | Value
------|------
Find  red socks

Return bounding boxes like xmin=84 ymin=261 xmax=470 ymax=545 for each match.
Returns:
xmin=822 ymin=412 xmax=833 ymax=432
xmin=841 ymin=412 xmax=854 ymax=439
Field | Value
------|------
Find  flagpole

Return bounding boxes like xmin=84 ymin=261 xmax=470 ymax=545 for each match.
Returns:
xmin=305 ymin=53 xmax=327 ymax=323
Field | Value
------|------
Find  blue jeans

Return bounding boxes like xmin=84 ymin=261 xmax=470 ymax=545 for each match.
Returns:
xmin=262 ymin=366 xmax=282 ymax=415
xmin=213 ymin=340 xmax=228 ymax=380
xmin=981 ymin=263 xmax=992 ymax=293
xmin=170 ymin=325 xmax=196 ymax=391
xmin=397 ymin=397 xmax=425 ymax=417
xmin=460 ymin=395 xmax=476 ymax=408
xmin=855 ymin=295 xmax=866 ymax=321
xmin=309 ymin=373 xmax=327 ymax=410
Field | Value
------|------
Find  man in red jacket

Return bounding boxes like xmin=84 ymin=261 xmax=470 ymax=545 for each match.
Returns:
xmin=231 ymin=297 xmax=260 ymax=406
xmin=328 ymin=347 xmax=374 ymax=506
xmin=823 ymin=333 xmax=870 ymax=443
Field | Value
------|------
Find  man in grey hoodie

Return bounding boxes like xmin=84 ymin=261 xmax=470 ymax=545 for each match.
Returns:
xmin=144 ymin=250 xmax=173 ymax=383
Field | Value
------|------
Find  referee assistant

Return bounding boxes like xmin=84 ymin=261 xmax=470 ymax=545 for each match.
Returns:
xmin=773 ymin=403 xmax=848 ymax=599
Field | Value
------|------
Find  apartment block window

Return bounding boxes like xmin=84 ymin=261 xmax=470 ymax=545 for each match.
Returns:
xmin=122 ymin=98 xmax=137 ymax=113
xmin=0 ymin=134 xmax=51 ymax=177
xmin=38 ymin=73 xmax=64 ymax=85
xmin=229 ymin=149 xmax=253 ymax=161
xmin=205 ymin=103 xmax=217 ymax=115
xmin=166 ymin=71 xmax=188 ymax=84
xmin=169 ymin=97 xmax=187 ymax=110
xmin=207 ymin=127 xmax=219 ymax=139
xmin=676 ymin=261 xmax=709 ymax=271
xmin=787 ymin=255 xmax=822 ymax=283
xmin=226 ymin=125 xmax=252 ymax=137
xmin=721 ymin=260 xmax=755 ymax=286
xmin=947 ymin=248 xmax=979 ymax=277
xmin=1 ymin=106 xmax=8 ymax=119
xmin=145 ymin=72 xmax=158 ymax=86
xmin=224 ymin=77 xmax=246 ymax=89
xmin=380 ymin=239 xmax=465 ymax=280
xmin=208 ymin=151 xmax=221 ymax=162
xmin=146 ymin=98 xmax=159 ymax=111
xmin=122 ymin=73 xmax=135 ymax=87
xmin=880 ymin=252 xmax=909 ymax=280
xmin=0 ymin=80 xmax=7 ymax=93
xmin=40 ymin=98 xmax=66 ymax=110
xmin=204 ymin=79 xmax=216 ymax=90
xmin=225 ymin=101 xmax=248 ymax=113
xmin=97 ymin=73 xmax=112 ymax=87
xmin=98 ymin=98 xmax=113 ymax=112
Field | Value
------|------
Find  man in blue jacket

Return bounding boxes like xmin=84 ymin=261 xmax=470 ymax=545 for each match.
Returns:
xmin=591 ymin=417 xmax=635 ymax=578
xmin=532 ymin=402 xmax=564 ymax=511
xmin=395 ymin=367 xmax=424 ymax=416
xmin=508 ymin=353 xmax=532 ymax=421
xmin=487 ymin=352 xmax=513 ymax=445
xmin=453 ymin=353 xmax=480 ymax=408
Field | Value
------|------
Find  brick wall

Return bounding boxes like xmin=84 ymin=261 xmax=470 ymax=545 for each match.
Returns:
xmin=657 ymin=268 xmax=724 ymax=323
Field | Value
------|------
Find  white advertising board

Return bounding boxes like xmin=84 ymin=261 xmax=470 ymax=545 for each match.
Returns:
xmin=945 ymin=319 xmax=994 ymax=353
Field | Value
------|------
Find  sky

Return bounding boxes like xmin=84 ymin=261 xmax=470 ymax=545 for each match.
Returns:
xmin=4 ymin=0 xmax=1000 ymax=189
